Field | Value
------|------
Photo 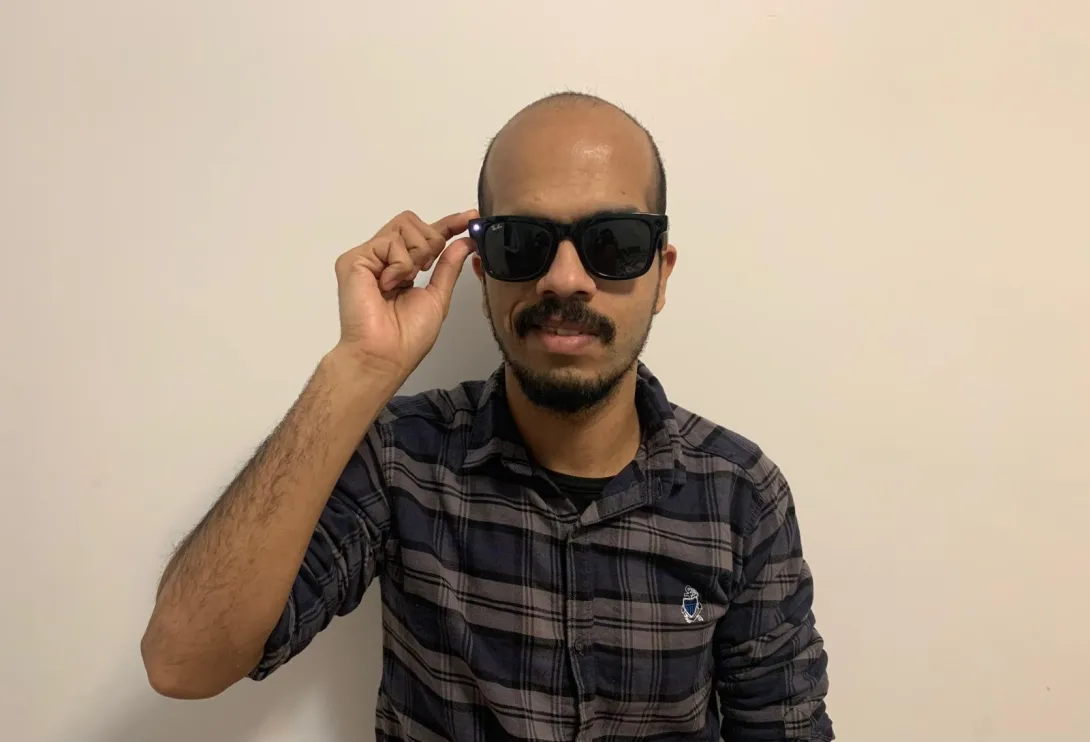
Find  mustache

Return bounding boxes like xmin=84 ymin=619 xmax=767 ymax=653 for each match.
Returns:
xmin=514 ymin=296 xmax=617 ymax=344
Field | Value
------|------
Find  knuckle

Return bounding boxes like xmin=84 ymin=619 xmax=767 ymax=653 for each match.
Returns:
xmin=336 ymin=241 xmax=383 ymax=277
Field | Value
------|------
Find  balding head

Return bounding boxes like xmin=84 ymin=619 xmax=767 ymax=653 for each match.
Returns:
xmin=477 ymin=93 xmax=666 ymax=218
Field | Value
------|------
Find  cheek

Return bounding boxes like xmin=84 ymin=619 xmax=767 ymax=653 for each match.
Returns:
xmin=484 ymin=284 xmax=525 ymax=329
xmin=602 ymin=284 xmax=659 ymax=335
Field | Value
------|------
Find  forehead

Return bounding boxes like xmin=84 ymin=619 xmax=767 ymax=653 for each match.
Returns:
xmin=485 ymin=104 xmax=656 ymax=220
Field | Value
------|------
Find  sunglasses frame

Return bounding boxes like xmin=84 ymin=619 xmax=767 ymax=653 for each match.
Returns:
xmin=468 ymin=212 xmax=669 ymax=282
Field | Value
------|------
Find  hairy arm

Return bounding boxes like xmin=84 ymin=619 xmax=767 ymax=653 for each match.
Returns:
xmin=140 ymin=348 xmax=401 ymax=699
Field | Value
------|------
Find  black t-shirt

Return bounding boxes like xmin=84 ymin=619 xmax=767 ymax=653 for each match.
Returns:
xmin=543 ymin=469 xmax=615 ymax=514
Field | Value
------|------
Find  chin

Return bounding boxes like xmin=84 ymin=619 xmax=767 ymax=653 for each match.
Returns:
xmin=507 ymin=360 xmax=623 ymax=415
xmin=505 ymin=350 xmax=638 ymax=413
xmin=520 ymin=351 xmax=602 ymax=375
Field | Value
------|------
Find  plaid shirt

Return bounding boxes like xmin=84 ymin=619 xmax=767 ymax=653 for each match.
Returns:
xmin=250 ymin=364 xmax=834 ymax=741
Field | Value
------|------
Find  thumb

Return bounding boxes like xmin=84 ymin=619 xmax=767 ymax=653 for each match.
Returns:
xmin=425 ymin=237 xmax=474 ymax=306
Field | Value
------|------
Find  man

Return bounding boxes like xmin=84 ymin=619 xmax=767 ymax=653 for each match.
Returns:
xmin=141 ymin=93 xmax=834 ymax=741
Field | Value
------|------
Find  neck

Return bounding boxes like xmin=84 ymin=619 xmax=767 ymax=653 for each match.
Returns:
xmin=504 ymin=364 xmax=642 ymax=478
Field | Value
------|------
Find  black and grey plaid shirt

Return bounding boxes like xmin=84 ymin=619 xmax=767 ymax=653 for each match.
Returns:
xmin=250 ymin=364 xmax=834 ymax=741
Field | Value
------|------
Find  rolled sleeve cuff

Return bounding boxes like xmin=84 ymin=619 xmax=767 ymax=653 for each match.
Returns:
xmin=247 ymin=596 xmax=297 ymax=682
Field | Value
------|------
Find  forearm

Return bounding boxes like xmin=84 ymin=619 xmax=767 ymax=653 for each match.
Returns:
xmin=141 ymin=347 xmax=400 ymax=698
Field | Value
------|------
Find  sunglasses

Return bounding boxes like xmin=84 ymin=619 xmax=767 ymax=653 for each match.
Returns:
xmin=468 ymin=212 xmax=669 ymax=282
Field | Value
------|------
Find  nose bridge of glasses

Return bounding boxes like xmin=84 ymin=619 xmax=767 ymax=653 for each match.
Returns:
xmin=552 ymin=220 xmax=578 ymax=243
xmin=541 ymin=229 xmax=595 ymax=291
xmin=554 ymin=221 xmax=592 ymax=266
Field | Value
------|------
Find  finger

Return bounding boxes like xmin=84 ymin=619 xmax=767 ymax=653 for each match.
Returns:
xmin=399 ymin=211 xmax=449 ymax=253
xmin=373 ymin=235 xmax=417 ymax=291
xmin=430 ymin=209 xmax=479 ymax=241
xmin=425 ymin=237 xmax=475 ymax=304
xmin=375 ymin=210 xmax=418 ymax=239
xmin=396 ymin=219 xmax=441 ymax=267
xmin=335 ymin=243 xmax=382 ymax=284
xmin=380 ymin=278 xmax=415 ymax=301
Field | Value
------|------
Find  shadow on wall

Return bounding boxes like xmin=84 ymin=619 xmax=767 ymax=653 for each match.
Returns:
xmin=83 ymin=275 xmax=500 ymax=742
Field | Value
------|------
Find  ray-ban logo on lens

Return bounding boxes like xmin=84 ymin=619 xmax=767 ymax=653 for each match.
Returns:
xmin=681 ymin=586 xmax=704 ymax=623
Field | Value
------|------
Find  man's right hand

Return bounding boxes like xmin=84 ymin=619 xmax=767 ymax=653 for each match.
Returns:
xmin=333 ymin=209 xmax=479 ymax=379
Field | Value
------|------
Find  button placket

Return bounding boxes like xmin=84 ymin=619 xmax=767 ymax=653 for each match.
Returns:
xmin=564 ymin=526 xmax=598 ymax=728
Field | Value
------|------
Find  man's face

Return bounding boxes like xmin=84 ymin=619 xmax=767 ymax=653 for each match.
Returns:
xmin=473 ymin=105 xmax=677 ymax=414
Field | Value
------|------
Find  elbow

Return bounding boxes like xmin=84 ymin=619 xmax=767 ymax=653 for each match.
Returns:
xmin=144 ymin=665 xmax=225 ymax=700
xmin=140 ymin=620 xmax=250 ymax=700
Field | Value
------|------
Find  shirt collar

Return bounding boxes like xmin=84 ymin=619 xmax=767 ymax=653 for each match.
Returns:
xmin=461 ymin=365 xmax=532 ymax=475
xmin=461 ymin=363 xmax=687 ymax=499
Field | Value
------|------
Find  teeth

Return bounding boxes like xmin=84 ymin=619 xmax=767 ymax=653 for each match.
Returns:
xmin=541 ymin=327 xmax=585 ymax=336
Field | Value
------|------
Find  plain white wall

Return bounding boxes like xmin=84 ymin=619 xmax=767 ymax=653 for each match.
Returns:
xmin=3 ymin=2 xmax=1088 ymax=740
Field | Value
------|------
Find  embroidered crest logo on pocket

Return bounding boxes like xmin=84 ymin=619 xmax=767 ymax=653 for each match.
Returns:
xmin=681 ymin=585 xmax=704 ymax=623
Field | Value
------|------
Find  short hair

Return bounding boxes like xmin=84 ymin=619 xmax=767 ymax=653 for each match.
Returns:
xmin=476 ymin=91 xmax=667 ymax=217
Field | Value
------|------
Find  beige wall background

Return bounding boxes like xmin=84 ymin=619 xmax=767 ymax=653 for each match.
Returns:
xmin=2 ymin=1 xmax=1088 ymax=740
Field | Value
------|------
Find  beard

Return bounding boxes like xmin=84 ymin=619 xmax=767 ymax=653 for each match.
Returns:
xmin=484 ymin=291 xmax=656 ymax=416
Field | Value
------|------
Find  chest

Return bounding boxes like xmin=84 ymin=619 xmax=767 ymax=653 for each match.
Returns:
xmin=380 ymin=467 xmax=736 ymax=705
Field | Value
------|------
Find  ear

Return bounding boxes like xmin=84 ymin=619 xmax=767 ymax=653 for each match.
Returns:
xmin=471 ymin=253 xmax=489 ymax=316
xmin=653 ymin=240 xmax=677 ymax=314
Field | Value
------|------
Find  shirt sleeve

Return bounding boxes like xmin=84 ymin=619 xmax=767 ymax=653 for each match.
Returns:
xmin=248 ymin=423 xmax=391 ymax=681
xmin=715 ymin=467 xmax=834 ymax=741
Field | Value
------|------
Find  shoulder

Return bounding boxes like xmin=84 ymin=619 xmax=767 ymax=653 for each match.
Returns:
xmin=369 ymin=378 xmax=485 ymax=453
xmin=670 ymin=403 xmax=792 ymax=526
xmin=671 ymin=403 xmax=765 ymax=471
xmin=377 ymin=378 xmax=485 ymax=426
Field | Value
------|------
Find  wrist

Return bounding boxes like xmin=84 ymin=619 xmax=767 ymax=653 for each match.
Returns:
xmin=320 ymin=345 xmax=406 ymax=400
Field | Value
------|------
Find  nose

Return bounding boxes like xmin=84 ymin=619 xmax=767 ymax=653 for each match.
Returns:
xmin=536 ymin=239 xmax=596 ymax=298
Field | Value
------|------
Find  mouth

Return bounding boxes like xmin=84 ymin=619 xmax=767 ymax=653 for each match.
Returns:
xmin=536 ymin=322 xmax=597 ymax=337
xmin=528 ymin=321 xmax=599 ymax=354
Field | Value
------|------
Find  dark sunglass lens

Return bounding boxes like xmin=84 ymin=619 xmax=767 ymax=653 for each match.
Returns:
xmin=481 ymin=221 xmax=553 ymax=280
xmin=582 ymin=219 xmax=654 ymax=278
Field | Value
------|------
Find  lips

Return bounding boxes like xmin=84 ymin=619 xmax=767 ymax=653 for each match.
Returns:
xmin=536 ymin=321 xmax=597 ymax=337
xmin=529 ymin=322 xmax=600 ymax=354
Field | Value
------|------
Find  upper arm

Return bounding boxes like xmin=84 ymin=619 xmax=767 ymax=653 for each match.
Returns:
xmin=714 ymin=469 xmax=834 ymax=741
xmin=249 ymin=424 xmax=391 ymax=680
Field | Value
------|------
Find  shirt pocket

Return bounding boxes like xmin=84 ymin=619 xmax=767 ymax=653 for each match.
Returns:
xmin=592 ymin=592 xmax=718 ymax=703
